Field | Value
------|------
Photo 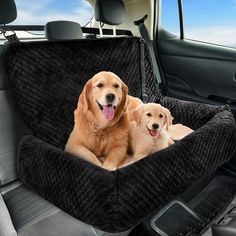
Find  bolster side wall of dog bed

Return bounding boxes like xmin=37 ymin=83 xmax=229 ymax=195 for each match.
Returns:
xmin=17 ymin=135 xmax=119 ymax=231
xmin=17 ymin=108 xmax=236 ymax=232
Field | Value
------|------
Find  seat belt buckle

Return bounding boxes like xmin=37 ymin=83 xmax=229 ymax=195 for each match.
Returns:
xmin=4 ymin=31 xmax=19 ymax=44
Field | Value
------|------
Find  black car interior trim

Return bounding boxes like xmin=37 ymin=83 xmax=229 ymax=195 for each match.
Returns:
xmin=177 ymin=0 xmax=184 ymax=39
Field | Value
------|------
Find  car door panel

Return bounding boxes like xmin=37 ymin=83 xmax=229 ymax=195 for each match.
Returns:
xmin=158 ymin=34 xmax=236 ymax=115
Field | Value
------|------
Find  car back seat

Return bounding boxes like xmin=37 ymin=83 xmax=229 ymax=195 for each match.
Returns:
xmin=0 ymin=1 xmax=130 ymax=235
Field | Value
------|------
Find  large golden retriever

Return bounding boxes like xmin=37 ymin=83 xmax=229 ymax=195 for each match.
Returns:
xmin=65 ymin=71 xmax=134 ymax=170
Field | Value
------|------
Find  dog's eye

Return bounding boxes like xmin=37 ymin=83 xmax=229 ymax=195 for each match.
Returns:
xmin=113 ymin=84 xmax=119 ymax=88
xmin=146 ymin=113 xmax=152 ymax=117
xmin=159 ymin=114 xmax=163 ymax=118
xmin=97 ymin=83 xmax=104 ymax=88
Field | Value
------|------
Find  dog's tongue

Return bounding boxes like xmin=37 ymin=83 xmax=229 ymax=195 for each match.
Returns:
xmin=149 ymin=129 xmax=159 ymax=137
xmin=103 ymin=105 xmax=115 ymax=121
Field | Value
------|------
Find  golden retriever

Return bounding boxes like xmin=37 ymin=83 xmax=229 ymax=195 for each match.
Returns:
xmin=129 ymin=103 xmax=175 ymax=160
xmin=65 ymin=71 xmax=193 ymax=169
xmin=65 ymin=71 xmax=132 ymax=170
xmin=168 ymin=124 xmax=193 ymax=140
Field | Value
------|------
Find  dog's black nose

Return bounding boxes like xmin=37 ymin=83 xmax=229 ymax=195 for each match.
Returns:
xmin=152 ymin=123 xmax=159 ymax=129
xmin=106 ymin=93 xmax=115 ymax=103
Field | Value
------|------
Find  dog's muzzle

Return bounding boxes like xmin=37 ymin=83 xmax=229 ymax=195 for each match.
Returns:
xmin=97 ymin=100 xmax=116 ymax=121
xmin=146 ymin=125 xmax=160 ymax=138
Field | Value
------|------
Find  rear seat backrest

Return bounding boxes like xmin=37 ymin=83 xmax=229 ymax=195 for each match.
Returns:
xmin=0 ymin=45 xmax=27 ymax=186
xmin=0 ymin=0 xmax=26 ymax=186
xmin=45 ymin=21 xmax=83 ymax=41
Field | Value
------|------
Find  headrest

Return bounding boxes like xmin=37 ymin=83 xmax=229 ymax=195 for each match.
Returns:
xmin=45 ymin=21 xmax=83 ymax=41
xmin=0 ymin=0 xmax=17 ymax=24
xmin=95 ymin=0 xmax=126 ymax=25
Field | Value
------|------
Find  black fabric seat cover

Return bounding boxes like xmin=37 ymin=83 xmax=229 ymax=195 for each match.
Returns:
xmin=2 ymin=37 xmax=236 ymax=232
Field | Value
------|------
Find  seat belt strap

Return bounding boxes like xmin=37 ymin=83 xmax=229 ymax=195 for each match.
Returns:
xmin=140 ymin=39 xmax=148 ymax=103
xmin=134 ymin=15 xmax=162 ymax=87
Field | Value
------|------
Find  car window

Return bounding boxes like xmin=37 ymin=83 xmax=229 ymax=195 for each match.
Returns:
xmin=161 ymin=0 xmax=236 ymax=48
xmin=184 ymin=0 xmax=236 ymax=48
xmin=13 ymin=0 xmax=93 ymax=26
xmin=161 ymin=0 xmax=180 ymax=37
xmin=0 ymin=0 xmax=93 ymax=42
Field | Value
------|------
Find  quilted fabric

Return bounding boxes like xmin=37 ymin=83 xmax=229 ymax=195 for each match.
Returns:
xmin=3 ymin=37 xmax=158 ymax=149
xmin=3 ymin=37 xmax=236 ymax=232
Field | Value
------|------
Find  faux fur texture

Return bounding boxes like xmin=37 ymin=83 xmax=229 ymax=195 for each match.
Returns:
xmin=3 ymin=37 xmax=236 ymax=232
xmin=3 ymin=37 xmax=158 ymax=149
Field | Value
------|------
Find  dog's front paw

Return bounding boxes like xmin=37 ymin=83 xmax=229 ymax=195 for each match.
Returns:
xmin=102 ymin=162 xmax=117 ymax=171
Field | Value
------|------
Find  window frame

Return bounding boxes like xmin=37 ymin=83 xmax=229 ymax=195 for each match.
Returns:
xmin=154 ymin=0 xmax=184 ymax=40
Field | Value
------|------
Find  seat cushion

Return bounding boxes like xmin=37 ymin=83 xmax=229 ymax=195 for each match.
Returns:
xmin=1 ymin=182 xmax=130 ymax=236
xmin=0 ymin=193 xmax=17 ymax=236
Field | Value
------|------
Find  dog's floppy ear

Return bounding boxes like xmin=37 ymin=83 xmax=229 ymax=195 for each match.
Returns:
xmin=114 ymin=80 xmax=128 ymax=118
xmin=132 ymin=105 xmax=142 ymax=126
xmin=121 ymin=81 xmax=128 ymax=108
xmin=162 ymin=106 xmax=173 ymax=128
xmin=78 ymin=79 xmax=92 ymax=111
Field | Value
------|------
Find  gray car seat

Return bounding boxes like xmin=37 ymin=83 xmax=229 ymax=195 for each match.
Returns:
xmin=0 ymin=1 xmax=130 ymax=235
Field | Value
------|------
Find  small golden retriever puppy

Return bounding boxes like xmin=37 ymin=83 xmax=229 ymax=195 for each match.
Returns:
xmin=168 ymin=124 xmax=193 ymax=141
xmin=130 ymin=103 xmax=175 ymax=160
xmin=65 ymin=71 xmax=130 ymax=170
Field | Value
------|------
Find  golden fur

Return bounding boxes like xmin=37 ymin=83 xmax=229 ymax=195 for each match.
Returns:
xmin=65 ymin=71 xmax=193 ymax=170
xmin=130 ymin=103 xmax=174 ymax=160
xmin=168 ymin=124 xmax=193 ymax=140
xmin=65 ymin=71 xmax=138 ymax=170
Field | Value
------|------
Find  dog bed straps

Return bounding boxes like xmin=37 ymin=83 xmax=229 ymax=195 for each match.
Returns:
xmin=140 ymin=39 xmax=148 ymax=103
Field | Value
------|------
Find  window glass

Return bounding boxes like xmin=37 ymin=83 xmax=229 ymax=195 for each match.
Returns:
xmin=161 ymin=0 xmax=180 ymax=37
xmin=0 ymin=0 xmax=93 ymax=42
xmin=13 ymin=0 xmax=93 ymax=26
xmin=183 ymin=0 xmax=236 ymax=48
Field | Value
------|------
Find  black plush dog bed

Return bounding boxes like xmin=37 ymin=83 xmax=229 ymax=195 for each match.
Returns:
xmin=2 ymin=37 xmax=236 ymax=232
